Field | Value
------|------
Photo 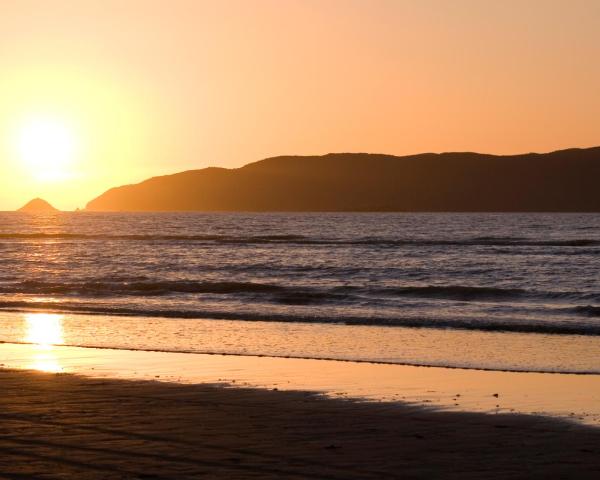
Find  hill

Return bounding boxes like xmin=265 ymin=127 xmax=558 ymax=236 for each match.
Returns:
xmin=86 ymin=147 xmax=600 ymax=212
xmin=18 ymin=198 xmax=59 ymax=213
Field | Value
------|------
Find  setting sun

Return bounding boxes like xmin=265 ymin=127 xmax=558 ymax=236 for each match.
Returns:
xmin=15 ymin=116 xmax=77 ymax=181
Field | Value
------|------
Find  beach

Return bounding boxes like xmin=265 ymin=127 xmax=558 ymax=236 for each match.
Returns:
xmin=2 ymin=212 xmax=600 ymax=478
xmin=1 ymin=368 xmax=599 ymax=479
xmin=2 ymin=339 xmax=600 ymax=478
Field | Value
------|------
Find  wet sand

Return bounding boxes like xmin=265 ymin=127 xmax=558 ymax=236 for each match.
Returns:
xmin=2 ymin=341 xmax=600 ymax=425
xmin=1 ymin=369 xmax=599 ymax=479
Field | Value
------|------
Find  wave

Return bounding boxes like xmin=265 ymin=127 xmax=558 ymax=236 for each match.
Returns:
xmin=1 ymin=279 xmax=598 ymax=305
xmin=0 ymin=279 xmax=352 ymax=305
xmin=0 ymin=233 xmax=308 ymax=242
xmin=1 ymin=300 xmax=599 ymax=336
xmin=373 ymin=285 xmax=527 ymax=300
xmin=488 ymin=248 xmax=600 ymax=256
xmin=0 ymin=280 xmax=285 ymax=296
xmin=572 ymin=305 xmax=600 ymax=317
xmin=1 ymin=232 xmax=600 ymax=247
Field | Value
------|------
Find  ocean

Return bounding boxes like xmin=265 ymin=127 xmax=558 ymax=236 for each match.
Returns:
xmin=0 ymin=212 xmax=599 ymax=373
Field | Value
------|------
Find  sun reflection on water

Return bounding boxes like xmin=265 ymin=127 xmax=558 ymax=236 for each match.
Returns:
xmin=24 ymin=313 xmax=65 ymax=372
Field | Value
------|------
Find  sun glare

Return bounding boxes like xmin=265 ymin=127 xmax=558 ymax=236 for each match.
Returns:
xmin=24 ymin=313 xmax=65 ymax=373
xmin=15 ymin=116 xmax=78 ymax=181
xmin=24 ymin=313 xmax=65 ymax=348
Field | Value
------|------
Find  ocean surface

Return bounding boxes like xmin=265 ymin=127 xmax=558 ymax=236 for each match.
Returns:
xmin=0 ymin=212 xmax=599 ymax=373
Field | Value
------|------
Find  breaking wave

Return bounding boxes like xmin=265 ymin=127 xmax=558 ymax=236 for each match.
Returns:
xmin=2 ymin=232 xmax=600 ymax=247
xmin=0 ymin=299 xmax=599 ymax=336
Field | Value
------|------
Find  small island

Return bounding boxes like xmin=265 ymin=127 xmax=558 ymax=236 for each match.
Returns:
xmin=17 ymin=198 xmax=59 ymax=213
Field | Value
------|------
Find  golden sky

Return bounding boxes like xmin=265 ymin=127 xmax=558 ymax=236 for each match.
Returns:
xmin=1 ymin=0 xmax=599 ymax=210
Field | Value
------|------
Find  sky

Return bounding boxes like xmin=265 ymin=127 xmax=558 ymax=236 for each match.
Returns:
xmin=0 ymin=0 xmax=599 ymax=210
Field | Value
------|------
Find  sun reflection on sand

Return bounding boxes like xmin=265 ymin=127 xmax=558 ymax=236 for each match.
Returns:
xmin=24 ymin=313 xmax=65 ymax=372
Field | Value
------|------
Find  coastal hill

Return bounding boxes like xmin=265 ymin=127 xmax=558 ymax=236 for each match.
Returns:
xmin=86 ymin=147 xmax=600 ymax=212
xmin=18 ymin=198 xmax=59 ymax=213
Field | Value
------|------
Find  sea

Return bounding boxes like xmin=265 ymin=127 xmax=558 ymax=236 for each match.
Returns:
xmin=0 ymin=212 xmax=599 ymax=374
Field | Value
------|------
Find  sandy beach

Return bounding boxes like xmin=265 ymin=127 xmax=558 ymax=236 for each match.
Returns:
xmin=2 ymin=327 xmax=600 ymax=478
xmin=0 ymin=368 xmax=599 ymax=479
xmin=2 ymin=338 xmax=600 ymax=423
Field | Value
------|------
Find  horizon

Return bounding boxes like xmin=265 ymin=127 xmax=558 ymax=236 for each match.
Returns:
xmin=1 ymin=0 xmax=600 ymax=209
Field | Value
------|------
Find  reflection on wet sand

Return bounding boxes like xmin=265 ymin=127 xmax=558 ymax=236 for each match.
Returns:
xmin=1 ymin=312 xmax=599 ymax=425
xmin=24 ymin=313 xmax=65 ymax=372
xmin=1 ymin=337 xmax=600 ymax=426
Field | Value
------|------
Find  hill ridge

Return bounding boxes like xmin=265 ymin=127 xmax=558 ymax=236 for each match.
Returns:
xmin=86 ymin=147 xmax=600 ymax=212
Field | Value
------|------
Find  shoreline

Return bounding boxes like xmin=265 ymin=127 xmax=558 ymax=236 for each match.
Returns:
xmin=1 ymin=303 xmax=599 ymax=337
xmin=1 ymin=368 xmax=600 ymax=479
xmin=2 ymin=341 xmax=600 ymax=426
xmin=4 ymin=338 xmax=600 ymax=375
xmin=2 ymin=311 xmax=599 ymax=376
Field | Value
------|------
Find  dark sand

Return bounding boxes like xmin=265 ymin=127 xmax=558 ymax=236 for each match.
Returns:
xmin=1 ymin=369 xmax=599 ymax=479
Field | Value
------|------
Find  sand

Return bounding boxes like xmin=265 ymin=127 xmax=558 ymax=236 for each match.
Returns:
xmin=1 ymin=369 xmax=599 ymax=479
xmin=3 ymin=341 xmax=600 ymax=425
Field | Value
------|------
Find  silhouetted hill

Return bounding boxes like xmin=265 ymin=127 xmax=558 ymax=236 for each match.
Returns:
xmin=86 ymin=147 xmax=600 ymax=212
xmin=18 ymin=198 xmax=59 ymax=213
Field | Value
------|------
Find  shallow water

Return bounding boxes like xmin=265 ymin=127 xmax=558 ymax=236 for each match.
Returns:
xmin=1 ymin=311 xmax=599 ymax=374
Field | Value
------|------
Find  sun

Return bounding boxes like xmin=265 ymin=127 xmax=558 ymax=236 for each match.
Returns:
xmin=15 ymin=115 xmax=78 ymax=181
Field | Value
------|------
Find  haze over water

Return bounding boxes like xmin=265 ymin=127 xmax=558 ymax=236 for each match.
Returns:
xmin=1 ymin=212 xmax=599 ymax=374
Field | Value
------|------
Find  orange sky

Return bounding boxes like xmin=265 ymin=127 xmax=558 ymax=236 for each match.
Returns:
xmin=1 ymin=0 xmax=599 ymax=210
